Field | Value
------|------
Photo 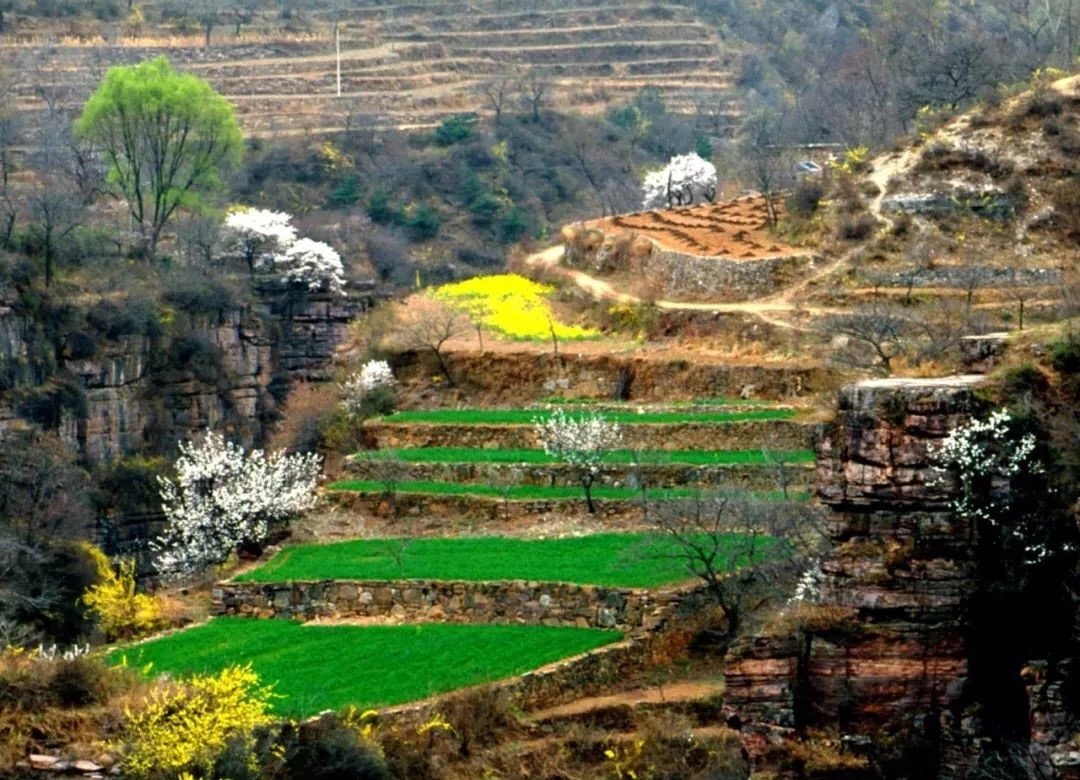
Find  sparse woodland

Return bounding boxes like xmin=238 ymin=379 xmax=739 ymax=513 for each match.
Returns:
xmin=0 ymin=1 xmax=1078 ymax=779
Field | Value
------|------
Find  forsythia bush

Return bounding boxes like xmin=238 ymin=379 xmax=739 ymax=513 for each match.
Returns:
xmin=80 ymin=544 xmax=164 ymax=641
xmin=121 ymin=665 xmax=275 ymax=779
xmin=433 ymin=274 xmax=598 ymax=341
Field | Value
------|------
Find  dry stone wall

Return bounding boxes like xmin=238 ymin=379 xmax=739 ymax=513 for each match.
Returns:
xmin=364 ymin=419 xmax=812 ymax=453
xmin=213 ymin=579 xmax=707 ymax=633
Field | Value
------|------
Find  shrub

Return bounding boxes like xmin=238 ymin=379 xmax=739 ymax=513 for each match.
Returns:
xmin=121 ymin=665 xmax=275 ymax=779
xmin=340 ymin=360 xmax=397 ymax=420
xmin=499 ymin=207 xmax=528 ymax=244
xmin=1051 ymin=333 xmax=1080 ymax=374
xmin=837 ymin=213 xmax=877 ymax=240
xmin=787 ymin=178 xmax=824 ymax=218
xmin=163 ymin=335 xmax=226 ymax=386
xmin=86 ymin=297 xmax=163 ymax=341
xmin=281 ymin=716 xmax=389 ymax=779
xmin=367 ymin=190 xmax=399 ymax=225
xmin=161 ymin=271 xmax=239 ymax=315
xmin=80 ymin=544 xmax=164 ymax=642
xmin=434 ymin=114 xmax=476 ymax=146
xmin=406 ymin=204 xmax=441 ymax=240
xmin=328 ymin=175 xmax=362 ymax=208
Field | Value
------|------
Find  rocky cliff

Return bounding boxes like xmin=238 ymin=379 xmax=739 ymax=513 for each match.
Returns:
xmin=723 ymin=376 xmax=1080 ymax=779
xmin=0 ymin=283 xmax=373 ymax=462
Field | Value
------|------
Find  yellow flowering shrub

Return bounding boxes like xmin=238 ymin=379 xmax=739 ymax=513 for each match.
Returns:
xmin=433 ymin=274 xmax=598 ymax=341
xmin=81 ymin=544 xmax=165 ymax=642
xmin=121 ymin=665 xmax=275 ymax=779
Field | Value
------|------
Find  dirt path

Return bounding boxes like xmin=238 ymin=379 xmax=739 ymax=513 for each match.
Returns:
xmin=527 ymin=148 xmax=930 ymax=329
xmin=524 ymin=245 xmax=839 ymax=332
xmin=527 ymin=679 xmax=724 ymax=722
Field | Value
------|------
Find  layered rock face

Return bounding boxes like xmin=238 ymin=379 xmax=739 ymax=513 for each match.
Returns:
xmin=0 ymin=285 xmax=371 ymax=461
xmin=724 ymin=376 xmax=1079 ymax=778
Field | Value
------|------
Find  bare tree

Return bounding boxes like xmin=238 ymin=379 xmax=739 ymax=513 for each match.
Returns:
xmin=734 ymin=104 xmax=793 ymax=226
xmin=27 ymin=179 xmax=84 ymax=287
xmin=640 ymin=491 xmax=829 ymax=643
xmin=479 ymin=73 xmax=516 ymax=129
xmin=825 ymin=304 xmax=912 ymax=375
xmin=398 ymin=297 xmax=468 ymax=385
xmin=519 ymin=69 xmax=550 ymax=123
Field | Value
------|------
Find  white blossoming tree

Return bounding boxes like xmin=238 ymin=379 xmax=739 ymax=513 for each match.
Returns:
xmin=222 ymin=208 xmax=297 ymax=275
xmin=930 ymin=408 xmax=1070 ymax=567
xmin=274 ymin=238 xmax=346 ymax=295
xmin=154 ymin=432 xmax=322 ymax=578
xmin=340 ymin=359 xmax=397 ymax=420
xmin=641 ymin=152 xmax=718 ymax=210
xmin=534 ymin=410 xmax=622 ymax=513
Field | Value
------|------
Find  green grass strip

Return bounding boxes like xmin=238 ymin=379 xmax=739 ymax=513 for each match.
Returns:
xmin=541 ymin=396 xmax=778 ymax=407
xmin=108 ymin=618 xmax=620 ymax=717
xmin=377 ymin=408 xmax=797 ymax=425
xmin=234 ymin=531 xmax=775 ymax=587
xmin=327 ymin=479 xmax=809 ymax=503
xmin=354 ymin=446 xmax=815 ymax=466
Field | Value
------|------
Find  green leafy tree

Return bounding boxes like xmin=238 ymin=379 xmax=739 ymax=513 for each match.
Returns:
xmin=74 ymin=56 xmax=242 ymax=258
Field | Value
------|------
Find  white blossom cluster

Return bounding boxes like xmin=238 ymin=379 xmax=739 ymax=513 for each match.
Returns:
xmin=32 ymin=643 xmax=92 ymax=661
xmin=154 ymin=432 xmax=323 ymax=577
xmin=788 ymin=559 xmax=823 ymax=605
xmin=277 ymin=238 xmax=346 ymax=294
xmin=340 ymin=359 xmax=396 ymax=418
xmin=641 ymin=152 xmax=718 ymax=210
xmin=534 ymin=410 xmax=623 ymax=473
xmin=222 ymin=207 xmax=345 ymax=294
xmin=930 ymin=409 xmax=1042 ymax=523
xmin=223 ymin=208 xmax=297 ymax=268
xmin=929 ymin=409 xmax=1058 ymax=564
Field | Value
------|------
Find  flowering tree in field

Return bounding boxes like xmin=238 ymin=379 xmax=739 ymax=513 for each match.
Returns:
xmin=274 ymin=238 xmax=346 ymax=295
xmin=154 ymin=432 xmax=322 ymax=577
xmin=223 ymin=208 xmax=298 ymax=274
xmin=340 ymin=359 xmax=396 ymax=419
xmin=535 ymin=410 xmax=622 ymax=513
xmin=641 ymin=152 xmax=717 ymax=210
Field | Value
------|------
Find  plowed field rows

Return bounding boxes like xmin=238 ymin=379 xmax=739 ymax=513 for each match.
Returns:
xmin=586 ymin=196 xmax=801 ymax=259
xmin=3 ymin=0 xmax=734 ymax=136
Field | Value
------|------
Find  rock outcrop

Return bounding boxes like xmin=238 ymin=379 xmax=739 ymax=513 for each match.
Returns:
xmin=0 ymin=284 xmax=372 ymax=461
xmin=724 ymin=376 xmax=1080 ymax=779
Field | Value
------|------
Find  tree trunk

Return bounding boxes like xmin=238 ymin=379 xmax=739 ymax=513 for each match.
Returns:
xmin=582 ymin=474 xmax=596 ymax=514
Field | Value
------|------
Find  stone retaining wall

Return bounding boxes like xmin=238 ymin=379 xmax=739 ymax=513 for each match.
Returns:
xmin=213 ymin=579 xmax=708 ymax=632
xmin=344 ymin=459 xmax=814 ymax=492
xmin=397 ymin=350 xmax=826 ymax=404
xmin=364 ymin=420 xmax=813 ymax=453
xmin=629 ymin=247 xmax=817 ymax=302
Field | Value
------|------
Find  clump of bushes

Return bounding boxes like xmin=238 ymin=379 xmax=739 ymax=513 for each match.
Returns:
xmin=836 ymin=213 xmax=878 ymax=240
xmin=80 ymin=544 xmax=165 ymax=642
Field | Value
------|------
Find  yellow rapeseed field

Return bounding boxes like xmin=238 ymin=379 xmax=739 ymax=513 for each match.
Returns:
xmin=433 ymin=274 xmax=598 ymax=341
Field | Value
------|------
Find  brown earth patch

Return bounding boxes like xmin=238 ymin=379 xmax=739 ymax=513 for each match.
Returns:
xmin=583 ymin=196 xmax=802 ymax=259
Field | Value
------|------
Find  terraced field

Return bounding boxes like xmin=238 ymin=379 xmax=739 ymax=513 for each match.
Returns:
xmin=586 ymin=195 xmax=802 ymax=259
xmin=6 ymin=1 xmax=734 ymax=137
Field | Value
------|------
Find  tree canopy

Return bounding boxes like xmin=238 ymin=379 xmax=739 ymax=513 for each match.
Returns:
xmin=74 ymin=55 xmax=242 ymax=257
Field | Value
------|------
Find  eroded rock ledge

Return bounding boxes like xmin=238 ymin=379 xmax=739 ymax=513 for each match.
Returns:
xmin=724 ymin=376 xmax=1080 ymax=780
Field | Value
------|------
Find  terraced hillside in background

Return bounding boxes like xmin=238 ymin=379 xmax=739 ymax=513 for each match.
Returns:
xmin=5 ymin=0 xmax=734 ymax=137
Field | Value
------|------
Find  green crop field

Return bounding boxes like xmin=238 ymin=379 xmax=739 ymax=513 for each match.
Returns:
xmin=234 ymin=532 xmax=776 ymax=586
xmin=109 ymin=619 xmax=620 ymax=717
xmin=328 ymin=479 xmax=809 ymax=503
xmin=376 ymin=408 xmax=797 ymax=425
xmin=354 ymin=446 xmax=815 ymax=466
